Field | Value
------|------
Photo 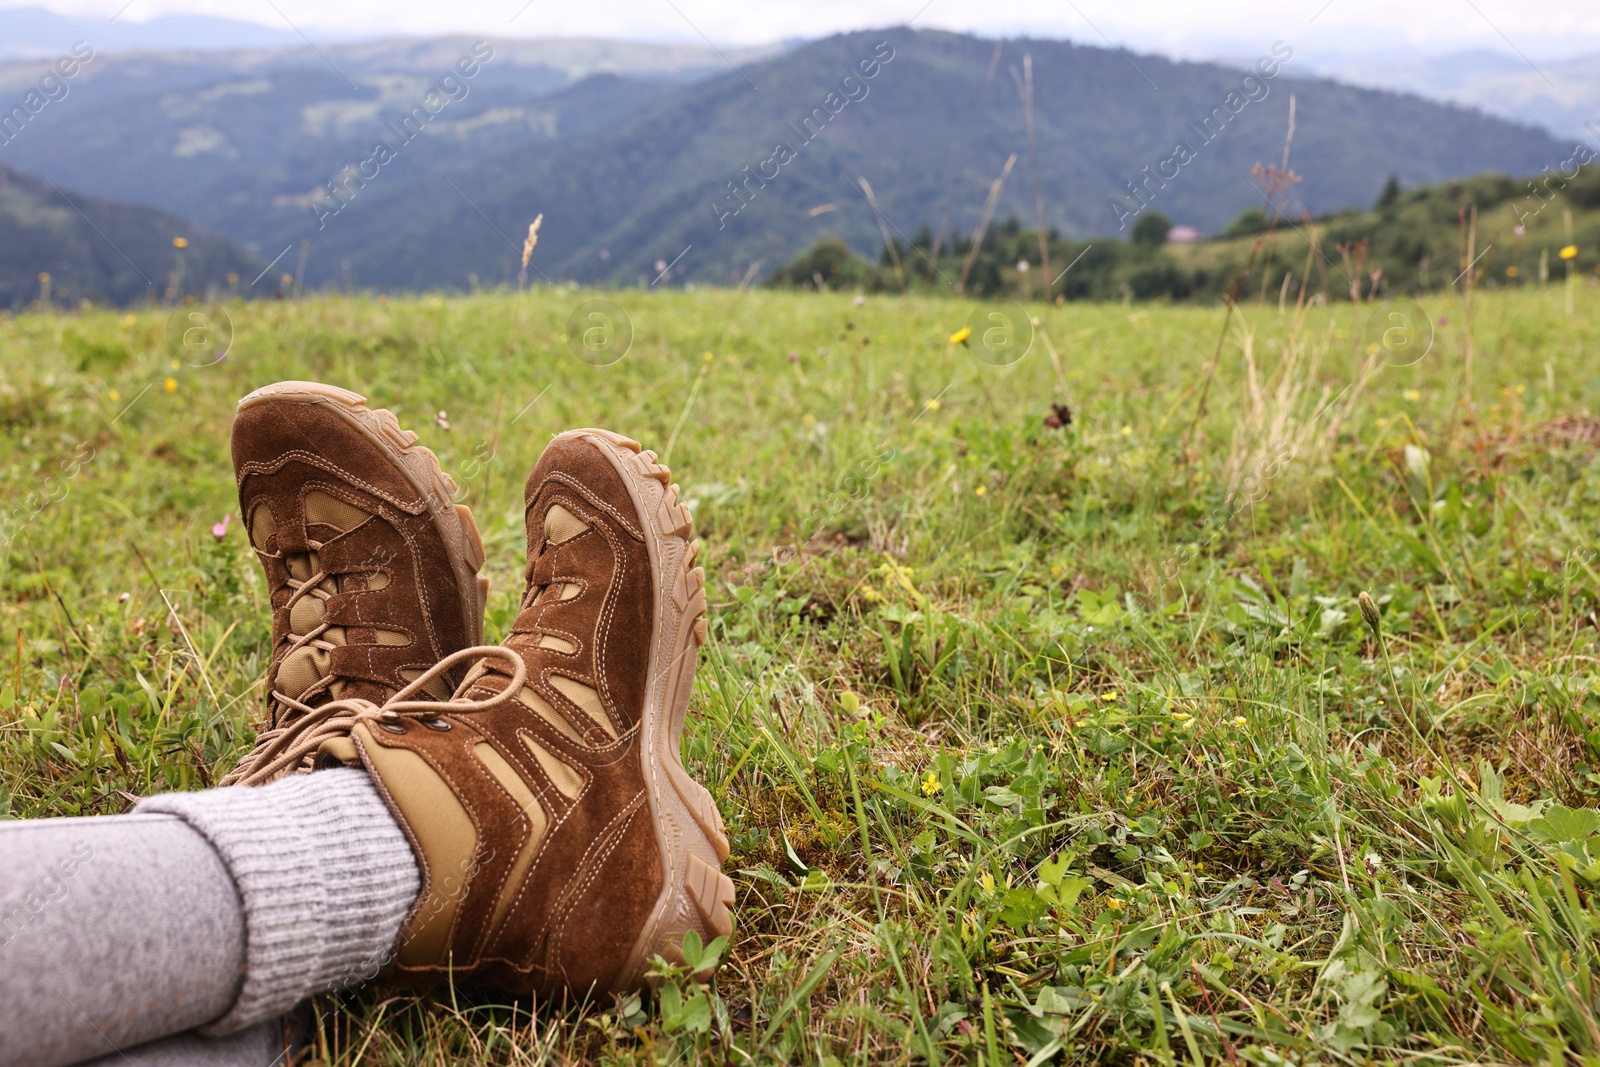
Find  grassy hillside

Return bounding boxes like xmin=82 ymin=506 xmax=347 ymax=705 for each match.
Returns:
xmin=1175 ymin=168 xmax=1600 ymax=300
xmin=3 ymin=286 xmax=1600 ymax=1062
xmin=775 ymin=168 xmax=1600 ymax=303
xmin=0 ymin=162 xmax=262 ymax=308
xmin=0 ymin=28 xmax=1570 ymax=291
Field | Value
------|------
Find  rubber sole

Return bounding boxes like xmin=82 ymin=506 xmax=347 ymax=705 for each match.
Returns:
xmin=566 ymin=428 xmax=733 ymax=987
xmin=236 ymin=381 xmax=486 ymax=646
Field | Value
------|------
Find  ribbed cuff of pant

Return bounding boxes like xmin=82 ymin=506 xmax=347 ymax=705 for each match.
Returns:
xmin=137 ymin=768 xmax=421 ymax=1035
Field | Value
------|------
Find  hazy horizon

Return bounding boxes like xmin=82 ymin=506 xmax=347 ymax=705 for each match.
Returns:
xmin=3 ymin=0 xmax=1600 ymax=62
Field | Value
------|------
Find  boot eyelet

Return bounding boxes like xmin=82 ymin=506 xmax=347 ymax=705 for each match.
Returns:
xmin=379 ymin=722 xmax=407 ymax=735
xmin=422 ymin=718 xmax=453 ymax=731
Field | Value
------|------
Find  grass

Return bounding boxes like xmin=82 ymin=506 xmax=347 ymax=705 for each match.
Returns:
xmin=3 ymin=283 xmax=1600 ymax=1064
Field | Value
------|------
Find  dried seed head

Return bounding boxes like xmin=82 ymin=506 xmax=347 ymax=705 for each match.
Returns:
xmin=521 ymin=215 xmax=543 ymax=270
xmin=517 ymin=215 xmax=544 ymax=287
xmin=1358 ymin=591 xmax=1381 ymax=636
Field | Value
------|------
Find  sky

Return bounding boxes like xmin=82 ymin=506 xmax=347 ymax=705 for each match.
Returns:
xmin=9 ymin=0 xmax=1600 ymax=59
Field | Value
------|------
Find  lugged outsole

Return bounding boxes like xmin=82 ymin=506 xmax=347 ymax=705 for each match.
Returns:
xmin=569 ymin=427 xmax=733 ymax=986
xmin=237 ymin=381 xmax=485 ymax=645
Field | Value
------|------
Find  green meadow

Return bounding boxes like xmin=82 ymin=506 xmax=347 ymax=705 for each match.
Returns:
xmin=2 ymin=283 xmax=1600 ymax=1064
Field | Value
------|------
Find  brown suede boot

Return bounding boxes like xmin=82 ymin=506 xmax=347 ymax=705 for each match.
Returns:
xmin=255 ymin=428 xmax=734 ymax=996
xmin=220 ymin=382 xmax=488 ymax=786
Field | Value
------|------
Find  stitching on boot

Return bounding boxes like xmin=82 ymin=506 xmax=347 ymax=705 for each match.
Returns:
xmin=238 ymin=450 xmax=426 ymax=513
xmin=548 ymin=797 xmax=645 ymax=977
xmin=536 ymin=471 xmax=644 ymax=541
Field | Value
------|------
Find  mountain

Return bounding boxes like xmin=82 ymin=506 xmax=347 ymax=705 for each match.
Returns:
xmin=367 ymin=29 xmax=1574 ymax=288
xmin=0 ymin=39 xmax=723 ymax=232
xmin=0 ymin=7 xmax=309 ymax=60
xmin=0 ymin=33 xmax=781 ymax=290
xmin=0 ymin=27 xmax=1573 ymax=292
xmin=0 ymin=161 xmax=262 ymax=308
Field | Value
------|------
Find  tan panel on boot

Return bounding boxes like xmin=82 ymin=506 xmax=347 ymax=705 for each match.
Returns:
xmin=537 ymin=634 xmax=577 ymax=653
xmin=249 ymin=505 xmax=276 ymax=552
xmin=472 ymin=742 xmax=550 ymax=934
xmin=520 ymin=733 xmax=584 ymax=798
xmin=354 ymin=725 xmax=479 ymax=968
xmin=304 ymin=490 xmax=371 ymax=531
xmin=277 ymin=646 xmax=331 ymax=698
xmin=543 ymin=504 xmax=589 ymax=544
xmin=400 ymin=668 xmax=453 ymax=701
xmin=549 ymin=675 xmax=617 ymax=739
xmin=514 ymin=686 xmax=585 ymax=743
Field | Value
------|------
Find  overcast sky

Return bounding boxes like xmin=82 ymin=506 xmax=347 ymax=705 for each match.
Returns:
xmin=11 ymin=0 xmax=1600 ymax=58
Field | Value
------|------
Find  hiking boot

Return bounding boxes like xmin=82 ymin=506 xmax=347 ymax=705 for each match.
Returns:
xmin=220 ymin=382 xmax=487 ymax=786
xmin=304 ymin=428 xmax=732 ymax=996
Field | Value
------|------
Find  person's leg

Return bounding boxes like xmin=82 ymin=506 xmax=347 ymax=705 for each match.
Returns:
xmin=75 ymin=1019 xmax=294 ymax=1067
xmin=0 ymin=768 xmax=419 ymax=1067
xmin=0 ymin=813 xmax=245 ymax=1066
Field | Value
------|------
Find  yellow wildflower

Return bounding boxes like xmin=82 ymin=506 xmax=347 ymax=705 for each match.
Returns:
xmin=120 ymin=314 xmax=137 ymax=327
xmin=163 ymin=378 xmax=177 ymax=394
xmin=974 ymin=486 xmax=986 ymax=496
xmin=1121 ymin=425 xmax=1132 ymax=436
xmin=949 ymin=326 xmax=971 ymax=345
xmin=1229 ymin=715 xmax=1248 ymax=728
xmin=1505 ymin=266 xmax=1520 ymax=278
xmin=978 ymin=870 xmax=996 ymax=894
xmin=1514 ymin=384 xmax=1525 ymax=395
xmin=703 ymin=351 xmax=714 ymax=362
xmin=1105 ymin=897 xmax=1124 ymax=910
xmin=107 ymin=389 xmax=120 ymax=403
xmin=172 ymin=236 xmax=188 ymax=249
xmin=925 ymin=398 xmax=941 ymax=411
xmin=921 ymin=771 xmax=940 ymax=797
xmin=1560 ymin=245 xmax=1579 ymax=260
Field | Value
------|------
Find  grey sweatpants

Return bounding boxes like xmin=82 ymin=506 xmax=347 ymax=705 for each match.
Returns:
xmin=0 ymin=770 xmax=421 ymax=1067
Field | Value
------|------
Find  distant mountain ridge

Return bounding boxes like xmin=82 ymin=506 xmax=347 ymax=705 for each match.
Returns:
xmin=0 ymin=26 xmax=1576 ymax=294
xmin=350 ymin=29 xmax=1573 ymax=289
xmin=1301 ymin=48 xmax=1600 ymax=143
xmin=0 ymin=6 xmax=309 ymax=60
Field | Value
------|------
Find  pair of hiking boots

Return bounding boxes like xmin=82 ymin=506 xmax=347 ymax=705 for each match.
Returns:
xmin=219 ymin=382 xmax=732 ymax=997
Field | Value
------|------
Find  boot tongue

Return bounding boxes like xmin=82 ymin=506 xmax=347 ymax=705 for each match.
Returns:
xmin=462 ymin=502 xmax=594 ymax=697
xmin=269 ymin=492 xmax=407 ymax=716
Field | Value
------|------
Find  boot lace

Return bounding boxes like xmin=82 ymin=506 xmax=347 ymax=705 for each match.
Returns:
xmin=221 ymin=646 xmax=527 ymax=787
